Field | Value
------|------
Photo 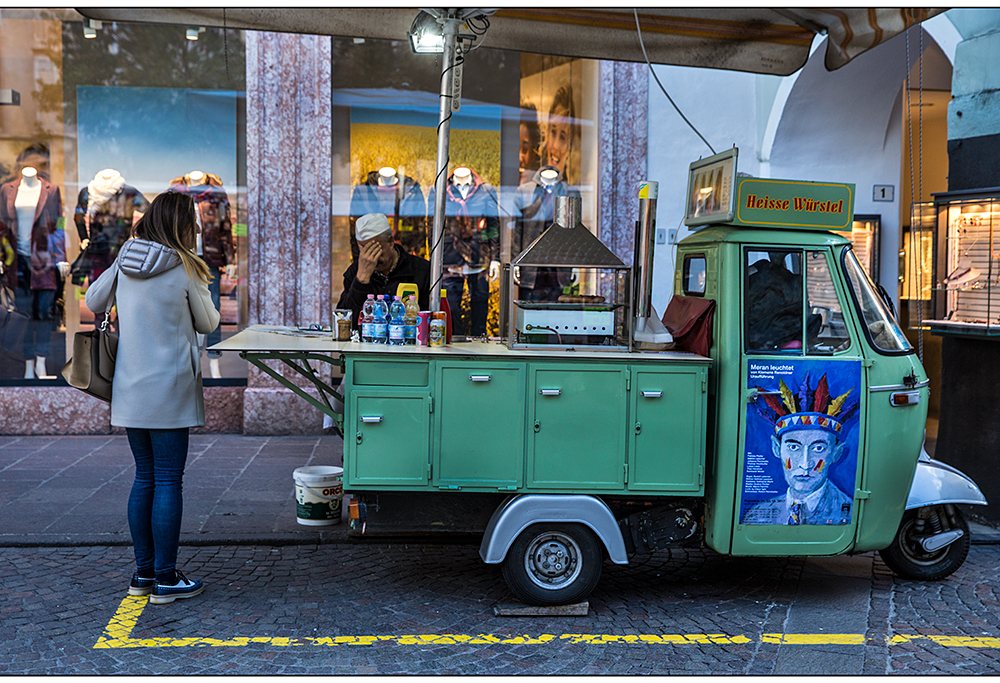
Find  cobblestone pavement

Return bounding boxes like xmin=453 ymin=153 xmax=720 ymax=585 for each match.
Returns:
xmin=3 ymin=540 xmax=1000 ymax=675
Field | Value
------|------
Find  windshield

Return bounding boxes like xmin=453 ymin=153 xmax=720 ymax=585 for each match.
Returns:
xmin=843 ymin=248 xmax=913 ymax=354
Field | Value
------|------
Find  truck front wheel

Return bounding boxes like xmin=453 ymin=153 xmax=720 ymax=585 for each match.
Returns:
xmin=501 ymin=523 xmax=603 ymax=606
xmin=879 ymin=506 xmax=970 ymax=581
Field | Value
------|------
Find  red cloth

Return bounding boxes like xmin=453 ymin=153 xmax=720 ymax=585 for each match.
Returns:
xmin=662 ymin=295 xmax=716 ymax=357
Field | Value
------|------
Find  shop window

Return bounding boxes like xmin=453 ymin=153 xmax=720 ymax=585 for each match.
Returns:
xmin=682 ymin=255 xmax=706 ymax=296
xmin=744 ymin=249 xmax=804 ymax=354
xmin=805 ymin=250 xmax=850 ymax=354
xmin=0 ymin=13 xmax=247 ymax=381
xmin=330 ymin=39 xmax=598 ymax=338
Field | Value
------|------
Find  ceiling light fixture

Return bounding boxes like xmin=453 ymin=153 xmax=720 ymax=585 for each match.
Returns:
xmin=0 ymin=89 xmax=21 ymax=107
xmin=186 ymin=27 xmax=206 ymax=41
xmin=83 ymin=18 xmax=102 ymax=39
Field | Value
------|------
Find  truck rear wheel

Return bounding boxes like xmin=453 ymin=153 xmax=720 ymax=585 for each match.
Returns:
xmin=879 ymin=506 xmax=970 ymax=581
xmin=501 ymin=523 xmax=603 ymax=606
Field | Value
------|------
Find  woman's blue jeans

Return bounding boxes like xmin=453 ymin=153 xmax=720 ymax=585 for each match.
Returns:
xmin=126 ymin=428 xmax=189 ymax=575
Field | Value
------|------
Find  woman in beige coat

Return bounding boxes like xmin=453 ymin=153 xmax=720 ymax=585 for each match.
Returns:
xmin=86 ymin=192 xmax=219 ymax=605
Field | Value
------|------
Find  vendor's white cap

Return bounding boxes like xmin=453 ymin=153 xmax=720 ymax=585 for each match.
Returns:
xmin=356 ymin=213 xmax=391 ymax=242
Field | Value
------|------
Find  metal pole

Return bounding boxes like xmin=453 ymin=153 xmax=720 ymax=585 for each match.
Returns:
xmin=429 ymin=17 xmax=459 ymax=312
xmin=634 ymin=182 xmax=658 ymax=320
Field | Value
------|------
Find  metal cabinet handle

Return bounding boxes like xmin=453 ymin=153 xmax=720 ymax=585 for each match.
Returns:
xmin=641 ymin=390 xmax=662 ymax=398
xmin=360 ymin=416 xmax=383 ymax=423
xmin=469 ymin=375 xmax=492 ymax=382
xmin=539 ymin=389 xmax=561 ymax=396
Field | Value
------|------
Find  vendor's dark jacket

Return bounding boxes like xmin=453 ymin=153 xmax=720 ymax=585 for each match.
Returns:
xmin=337 ymin=244 xmax=430 ymax=327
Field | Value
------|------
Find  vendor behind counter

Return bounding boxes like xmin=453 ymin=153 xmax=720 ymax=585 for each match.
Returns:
xmin=337 ymin=212 xmax=430 ymax=328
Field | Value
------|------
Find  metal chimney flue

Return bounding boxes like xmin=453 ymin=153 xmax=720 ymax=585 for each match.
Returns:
xmin=554 ymin=195 xmax=581 ymax=229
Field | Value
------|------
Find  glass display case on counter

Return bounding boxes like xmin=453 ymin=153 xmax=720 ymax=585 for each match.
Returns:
xmin=912 ymin=189 xmax=1000 ymax=336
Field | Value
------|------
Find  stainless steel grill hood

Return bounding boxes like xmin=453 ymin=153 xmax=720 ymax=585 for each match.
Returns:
xmin=511 ymin=196 xmax=627 ymax=269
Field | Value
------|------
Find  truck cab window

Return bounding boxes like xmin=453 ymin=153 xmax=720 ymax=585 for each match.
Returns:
xmin=683 ymin=255 xmax=707 ymax=296
xmin=806 ymin=250 xmax=851 ymax=354
xmin=843 ymin=247 xmax=913 ymax=354
xmin=745 ymin=250 xmax=810 ymax=354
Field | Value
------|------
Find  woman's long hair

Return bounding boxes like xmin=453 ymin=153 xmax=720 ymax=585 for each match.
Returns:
xmin=132 ymin=191 xmax=211 ymax=284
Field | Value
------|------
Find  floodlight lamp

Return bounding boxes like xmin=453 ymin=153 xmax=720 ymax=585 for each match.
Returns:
xmin=83 ymin=18 xmax=102 ymax=39
xmin=187 ymin=27 xmax=206 ymax=41
xmin=408 ymin=11 xmax=444 ymax=54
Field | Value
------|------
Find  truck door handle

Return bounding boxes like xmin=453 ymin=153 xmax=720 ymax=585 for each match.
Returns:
xmin=360 ymin=416 xmax=383 ymax=423
xmin=747 ymin=390 xmax=781 ymax=403
xmin=469 ymin=375 xmax=492 ymax=382
xmin=539 ymin=389 xmax=561 ymax=396
xmin=641 ymin=390 xmax=662 ymax=398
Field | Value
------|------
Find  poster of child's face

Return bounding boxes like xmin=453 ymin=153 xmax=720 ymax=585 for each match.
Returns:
xmin=519 ymin=60 xmax=582 ymax=186
xmin=740 ymin=359 xmax=861 ymax=526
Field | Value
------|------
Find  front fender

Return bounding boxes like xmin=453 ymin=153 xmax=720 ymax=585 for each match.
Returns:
xmin=478 ymin=494 xmax=629 ymax=565
xmin=906 ymin=457 xmax=988 ymax=510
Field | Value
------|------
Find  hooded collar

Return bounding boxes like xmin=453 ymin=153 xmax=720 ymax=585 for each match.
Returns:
xmin=117 ymin=239 xmax=183 ymax=279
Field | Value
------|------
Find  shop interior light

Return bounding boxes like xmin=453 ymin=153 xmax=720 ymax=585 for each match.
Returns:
xmin=82 ymin=18 xmax=102 ymax=39
xmin=0 ymin=89 xmax=21 ymax=107
xmin=186 ymin=27 xmax=206 ymax=41
xmin=408 ymin=11 xmax=445 ymax=54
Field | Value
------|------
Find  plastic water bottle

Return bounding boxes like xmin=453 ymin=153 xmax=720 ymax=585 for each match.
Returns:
xmin=403 ymin=296 xmax=419 ymax=346
xmin=388 ymin=295 xmax=406 ymax=346
xmin=361 ymin=294 xmax=376 ymax=343
xmin=372 ymin=295 xmax=389 ymax=344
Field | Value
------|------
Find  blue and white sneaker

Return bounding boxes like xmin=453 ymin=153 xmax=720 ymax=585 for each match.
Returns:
xmin=149 ymin=571 xmax=204 ymax=604
xmin=128 ymin=572 xmax=155 ymax=596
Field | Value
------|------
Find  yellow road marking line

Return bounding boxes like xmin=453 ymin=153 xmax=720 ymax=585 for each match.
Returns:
xmin=93 ymin=596 xmax=1000 ymax=650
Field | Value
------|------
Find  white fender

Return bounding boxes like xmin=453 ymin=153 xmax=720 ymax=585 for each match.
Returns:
xmin=906 ymin=450 xmax=988 ymax=510
xmin=479 ymin=494 xmax=629 ymax=565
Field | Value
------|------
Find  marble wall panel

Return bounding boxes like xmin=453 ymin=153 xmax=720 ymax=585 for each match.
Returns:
xmin=597 ymin=61 xmax=649 ymax=266
xmin=0 ymin=388 xmax=111 ymax=435
xmin=243 ymin=387 xmax=326 ymax=436
xmin=1 ymin=386 xmax=244 ymax=435
xmin=244 ymin=32 xmax=333 ymax=434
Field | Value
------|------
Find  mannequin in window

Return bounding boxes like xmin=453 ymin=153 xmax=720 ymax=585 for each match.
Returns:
xmin=349 ymin=166 xmax=428 ymax=260
xmin=75 ymin=169 xmax=149 ymax=281
xmin=510 ymin=165 xmax=579 ymax=301
xmin=427 ymin=166 xmax=500 ymax=337
xmin=0 ymin=166 xmax=67 ymax=378
xmin=167 ymin=171 xmax=234 ymax=379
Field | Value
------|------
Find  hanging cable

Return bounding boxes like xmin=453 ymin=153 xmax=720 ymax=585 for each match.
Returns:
xmin=633 ymin=9 xmax=716 ymax=155
xmin=916 ymin=28 xmax=924 ymax=362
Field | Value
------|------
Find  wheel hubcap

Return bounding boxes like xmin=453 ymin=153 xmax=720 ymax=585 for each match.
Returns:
xmin=897 ymin=518 xmax=949 ymax=566
xmin=525 ymin=531 xmax=582 ymax=590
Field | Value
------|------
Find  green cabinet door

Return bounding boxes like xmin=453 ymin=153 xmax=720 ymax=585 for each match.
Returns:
xmin=348 ymin=390 xmax=430 ymax=487
xmin=528 ymin=365 xmax=627 ymax=490
xmin=628 ymin=367 xmax=707 ymax=492
xmin=434 ymin=363 xmax=526 ymax=488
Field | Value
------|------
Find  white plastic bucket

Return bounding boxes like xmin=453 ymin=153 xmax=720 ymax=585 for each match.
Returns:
xmin=293 ymin=466 xmax=343 ymax=526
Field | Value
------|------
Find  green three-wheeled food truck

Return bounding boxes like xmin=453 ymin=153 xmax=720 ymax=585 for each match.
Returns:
xmin=216 ymin=152 xmax=987 ymax=606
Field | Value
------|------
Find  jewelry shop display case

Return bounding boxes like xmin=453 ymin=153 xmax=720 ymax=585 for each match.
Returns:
xmin=912 ymin=189 xmax=1000 ymax=337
